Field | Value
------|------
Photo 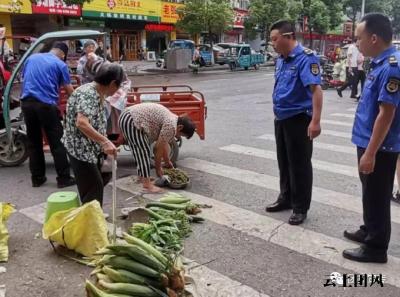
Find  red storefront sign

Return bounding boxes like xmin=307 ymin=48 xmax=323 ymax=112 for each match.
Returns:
xmin=145 ymin=23 xmax=174 ymax=32
xmin=233 ymin=9 xmax=248 ymax=29
xmin=32 ymin=0 xmax=81 ymax=16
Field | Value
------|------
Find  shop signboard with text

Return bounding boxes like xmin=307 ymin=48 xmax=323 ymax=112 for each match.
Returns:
xmin=83 ymin=0 xmax=161 ymax=22
xmin=32 ymin=0 xmax=81 ymax=16
xmin=161 ymin=2 xmax=183 ymax=24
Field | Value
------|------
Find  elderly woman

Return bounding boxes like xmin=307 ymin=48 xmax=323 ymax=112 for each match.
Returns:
xmin=62 ymin=63 xmax=124 ymax=205
xmin=77 ymin=39 xmax=102 ymax=84
xmin=119 ymin=103 xmax=196 ymax=193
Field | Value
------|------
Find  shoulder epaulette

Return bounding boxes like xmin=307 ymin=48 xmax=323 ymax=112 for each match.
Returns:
xmin=303 ymin=48 xmax=313 ymax=55
xmin=389 ymin=55 xmax=398 ymax=66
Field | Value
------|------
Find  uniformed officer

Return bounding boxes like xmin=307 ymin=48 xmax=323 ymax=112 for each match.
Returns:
xmin=265 ymin=20 xmax=323 ymax=225
xmin=343 ymin=13 xmax=400 ymax=263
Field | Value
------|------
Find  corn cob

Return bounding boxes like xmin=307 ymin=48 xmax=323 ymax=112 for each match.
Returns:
xmin=123 ymin=233 xmax=168 ymax=266
xmin=106 ymin=244 xmax=166 ymax=271
xmin=98 ymin=280 xmax=160 ymax=297
xmin=98 ymin=256 xmax=160 ymax=279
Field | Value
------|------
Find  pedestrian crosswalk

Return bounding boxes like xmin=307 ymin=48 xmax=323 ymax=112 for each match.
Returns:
xmin=258 ymin=133 xmax=356 ymax=155
xmin=17 ymin=111 xmax=400 ymax=296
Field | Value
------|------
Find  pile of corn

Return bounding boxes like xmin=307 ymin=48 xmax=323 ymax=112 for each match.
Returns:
xmin=85 ymin=193 xmax=205 ymax=297
xmin=86 ymin=233 xmax=184 ymax=297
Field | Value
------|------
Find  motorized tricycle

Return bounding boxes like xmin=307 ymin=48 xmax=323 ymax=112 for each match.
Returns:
xmin=0 ymin=30 xmax=207 ymax=167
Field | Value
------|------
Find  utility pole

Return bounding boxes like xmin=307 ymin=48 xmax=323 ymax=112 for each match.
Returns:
xmin=361 ymin=0 xmax=365 ymax=18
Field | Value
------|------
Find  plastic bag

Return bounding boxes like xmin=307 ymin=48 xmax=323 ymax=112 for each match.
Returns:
xmin=0 ymin=203 xmax=15 ymax=262
xmin=42 ymin=200 xmax=109 ymax=258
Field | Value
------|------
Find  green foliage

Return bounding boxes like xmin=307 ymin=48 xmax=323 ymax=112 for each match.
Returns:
xmin=177 ymin=0 xmax=234 ymax=42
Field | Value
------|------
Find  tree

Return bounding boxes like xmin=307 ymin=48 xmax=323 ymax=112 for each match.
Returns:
xmin=344 ymin=0 xmax=400 ymax=36
xmin=300 ymin=0 xmax=344 ymax=47
xmin=244 ymin=0 xmax=300 ymax=42
xmin=177 ymin=0 xmax=234 ymax=45
xmin=244 ymin=0 xmax=343 ymax=48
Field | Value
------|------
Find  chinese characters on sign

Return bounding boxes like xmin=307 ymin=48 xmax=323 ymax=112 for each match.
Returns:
xmin=145 ymin=24 xmax=174 ymax=32
xmin=161 ymin=2 xmax=182 ymax=23
xmin=324 ymin=272 xmax=385 ymax=288
xmin=32 ymin=0 xmax=81 ymax=16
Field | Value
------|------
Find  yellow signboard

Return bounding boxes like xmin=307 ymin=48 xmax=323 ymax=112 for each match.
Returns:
xmin=83 ymin=0 xmax=161 ymax=21
xmin=0 ymin=0 xmax=32 ymax=14
xmin=161 ymin=2 xmax=183 ymax=24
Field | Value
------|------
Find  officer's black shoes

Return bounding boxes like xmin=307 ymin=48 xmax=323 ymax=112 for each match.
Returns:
xmin=57 ymin=176 xmax=76 ymax=189
xmin=265 ymin=201 xmax=292 ymax=212
xmin=32 ymin=176 xmax=47 ymax=187
xmin=337 ymin=89 xmax=343 ymax=98
xmin=342 ymin=246 xmax=387 ymax=263
xmin=288 ymin=212 xmax=307 ymax=225
xmin=344 ymin=229 xmax=367 ymax=244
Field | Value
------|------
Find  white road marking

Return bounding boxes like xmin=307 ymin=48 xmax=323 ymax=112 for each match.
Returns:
xmin=186 ymin=261 xmax=271 ymax=297
xmin=220 ymin=144 xmax=359 ymax=178
xmin=323 ymin=129 xmax=352 ymax=139
xmin=19 ymin=203 xmax=46 ymax=224
xmin=347 ymin=107 xmax=357 ymax=112
xmin=321 ymin=119 xmax=353 ymax=127
xmin=178 ymin=158 xmax=400 ymax=224
xmin=114 ymin=177 xmax=400 ymax=289
xmin=258 ymin=133 xmax=356 ymax=155
xmin=331 ymin=113 xmax=355 ymax=119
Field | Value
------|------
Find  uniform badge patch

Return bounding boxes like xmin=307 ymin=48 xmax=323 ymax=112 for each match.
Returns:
xmin=386 ymin=78 xmax=400 ymax=93
xmin=310 ymin=63 xmax=320 ymax=75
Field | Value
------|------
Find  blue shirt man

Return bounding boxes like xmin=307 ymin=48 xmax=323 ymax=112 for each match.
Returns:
xmin=265 ymin=20 xmax=323 ymax=226
xmin=342 ymin=13 xmax=400 ymax=264
xmin=273 ymin=44 xmax=321 ymax=120
xmin=352 ymin=47 xmax=400 ymax=152
xmin=20 ymin=42 xmax=75 ymax=189
xmin=21 ymin=52 xmax=71 ymax=105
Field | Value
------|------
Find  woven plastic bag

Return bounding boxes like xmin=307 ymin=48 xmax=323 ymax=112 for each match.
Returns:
xmin=42 ymin=200 xmax=109 ymax=258
xmin=0 ymin=203 xmax=15 ymax=262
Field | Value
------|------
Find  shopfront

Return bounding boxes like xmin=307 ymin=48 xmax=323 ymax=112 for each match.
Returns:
xmin=82 ymin=0 xmax=161 ymax=61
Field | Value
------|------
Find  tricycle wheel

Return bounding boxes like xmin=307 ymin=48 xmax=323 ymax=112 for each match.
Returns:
xmin=321 ymin=82 xmax=329 ymax=90
xmin=0 ymin=132 xmax=29 ymax=167
xmin=150 ymin=139 xmax=180 ymax=168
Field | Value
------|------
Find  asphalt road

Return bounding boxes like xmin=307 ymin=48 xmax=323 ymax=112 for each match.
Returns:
xmin=2 ymin=67 xmax=400 ymax=297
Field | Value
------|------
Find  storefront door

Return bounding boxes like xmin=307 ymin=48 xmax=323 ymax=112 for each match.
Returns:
xmin=111 ymin=32 xmax=139 ymax=61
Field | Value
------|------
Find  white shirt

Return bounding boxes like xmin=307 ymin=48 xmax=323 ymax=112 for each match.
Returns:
xmin=347 ymin=44 xmax=359 ymax=68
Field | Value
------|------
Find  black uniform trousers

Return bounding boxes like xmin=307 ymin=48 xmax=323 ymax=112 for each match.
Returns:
xmin=21 ymin=97 xmax=71 ymax=182
xmin=275 ymin=113 xmax=313 ymax=214
xmin=357 ymin=147 xmax=398 ymax=251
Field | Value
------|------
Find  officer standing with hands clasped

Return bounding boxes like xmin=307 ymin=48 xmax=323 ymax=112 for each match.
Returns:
xmin=265 ymin=20 xmax=323 ymax=225
xmin=343 ymin=13 xmax=400 ymax=263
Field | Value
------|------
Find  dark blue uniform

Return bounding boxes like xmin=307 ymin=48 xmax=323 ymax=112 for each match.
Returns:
xmin=351 ymin=46 xmax=400 ymax=251
xmin=273 ymin=44 xmax=321 ymax=213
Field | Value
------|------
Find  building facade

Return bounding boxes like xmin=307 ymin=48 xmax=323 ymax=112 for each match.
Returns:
xmin=1 ymin=0 xmax=184 ymax=60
